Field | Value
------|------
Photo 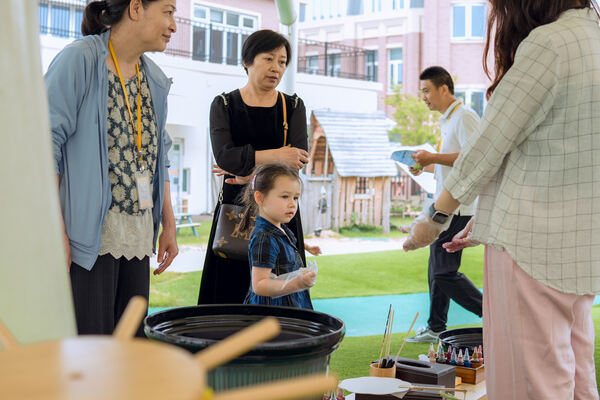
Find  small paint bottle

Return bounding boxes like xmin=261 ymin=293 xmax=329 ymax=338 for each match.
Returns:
xmin=449 ymin=348 xmax=457 ymax=365
xmin=464 ymin=348 xmax=471 ymax=368
xmin=428 ymin=343 xmax=436 ymax=363
xmin=457 ymin=349 xmax=464 ymax=366
xmin=470 ymin=347 xmax=480 ymax=367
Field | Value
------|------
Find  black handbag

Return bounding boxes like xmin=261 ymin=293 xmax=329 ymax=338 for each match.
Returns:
xmin=212 ymin=203 xmax=256 ymax=260
xmin=211 ymin=92 xmax=288 ymax=260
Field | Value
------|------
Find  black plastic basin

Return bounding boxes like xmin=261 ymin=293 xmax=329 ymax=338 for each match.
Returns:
xmin=144 ymin=304 xmax=345 ymax=395
xmin=438 ymin=327 xmax=483 ymax=356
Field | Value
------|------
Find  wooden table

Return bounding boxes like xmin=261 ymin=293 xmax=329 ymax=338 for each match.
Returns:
xmin=0 ymin=336 xmax=205 ymax=400
xmin=175 ymin=213 xmax=201 ymax=237
xmin=344 ymin=380 xmax=486 ymax=400
xmin=457 ymin=380 xmax=486 ymax=400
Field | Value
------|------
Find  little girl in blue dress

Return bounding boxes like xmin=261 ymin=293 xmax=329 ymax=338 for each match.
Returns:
xmin=238 ymin=163 xmax=318 ymax=309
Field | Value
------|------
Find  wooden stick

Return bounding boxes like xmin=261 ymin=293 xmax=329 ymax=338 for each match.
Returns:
xmin=212 ymin=374 xmax=338 ymax=400
xmin=391 ymin=312 xmax=419 ymax=361
xmin=195 ymin=316 xmax=280 ymax=371
xmin=377 ymin=305 xmax=392 ymax=366
xmin=386 ymin=310 xmax=395 ymax=358
xmin=0 ymin=320 xmax=19 ymax=350
xmin=113 ymin=296 xmax=147 ymax=340
xmin=398 ymin=385 xmax=467 ymax=393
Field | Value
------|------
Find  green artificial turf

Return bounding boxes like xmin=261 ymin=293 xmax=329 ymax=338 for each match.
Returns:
xmin=173 ymin=222 xmax=212 ymax=245
xmin=308 ymin=246 xmax=483 ymax=299
xmin=149 ymin=246 xmax=484 ymax=307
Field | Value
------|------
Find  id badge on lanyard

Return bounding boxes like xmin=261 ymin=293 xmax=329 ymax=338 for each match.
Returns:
xmin=135 ymin=169 xmax=153 ymax=210
xmin=109 ymin=39 xmax=153 ymax=211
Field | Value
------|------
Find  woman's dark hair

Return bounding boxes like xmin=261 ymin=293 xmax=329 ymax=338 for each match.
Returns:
xmin=484 ymin=0 xmax=590 ymax=98
xmin=82 ymin=0 xmax=159 ymax=36
xmin=238 ymin=163 xmax=301 ymax=232
xmin=241 ymin=29 xmax=291 ymax=73
xmin=419 ymin=66 xmax=454 ymax=95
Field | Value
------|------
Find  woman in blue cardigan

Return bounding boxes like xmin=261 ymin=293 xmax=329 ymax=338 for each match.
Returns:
xmin=47 ymin=0 xmax=178 ymax=336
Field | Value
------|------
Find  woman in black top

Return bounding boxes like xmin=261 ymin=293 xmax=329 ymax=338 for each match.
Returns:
xmin=198 ymin=30 xmax=320 ymax=305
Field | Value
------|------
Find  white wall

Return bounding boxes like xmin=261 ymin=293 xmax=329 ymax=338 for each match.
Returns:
xmin=40 ymin=37 xmax=382 ymax=215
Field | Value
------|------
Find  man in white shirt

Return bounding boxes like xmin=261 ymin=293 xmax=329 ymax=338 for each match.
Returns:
xmin=406 ymin=66 xmax=482 ymax=343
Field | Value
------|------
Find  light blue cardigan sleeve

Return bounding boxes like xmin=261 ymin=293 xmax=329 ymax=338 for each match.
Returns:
xmin=161 ymin=102 xmax=172 ymax=178
xmin=45 ymin=43 xmax=91 ymax=174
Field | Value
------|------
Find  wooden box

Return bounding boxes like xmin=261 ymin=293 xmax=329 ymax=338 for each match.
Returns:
xmin=385 ymin=356 xmax=456 ymax=389
xmin=454 ymin=364 xmax=485 ymax=384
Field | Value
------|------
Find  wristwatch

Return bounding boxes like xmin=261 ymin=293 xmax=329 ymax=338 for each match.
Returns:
xmin=428 ymin=203 xmax=450 ymax=224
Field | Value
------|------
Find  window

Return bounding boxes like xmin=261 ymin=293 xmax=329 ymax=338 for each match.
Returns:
xmin=327 ymin=53 xmax=341 ymax=77
xmin=209 ymin=29 xmax=224 ymax=63
xmin=393 ymin=0 xmax=405 ymax=10
xmin=388 ymin=48 xmax=403 ymax=90
xmin=299 ymin=3 xmax=306 ymax=22
xmin=347 ymin=0 xmax=363 ymax=15
xmin=365 ymin=50 xmax=378 ymax=82
xmin=471 ymin=4 xmax=485 ymax=37
xmin=192 ymin=5 xmax=257 ymax=65
xmin=38 ymin=1 xmax=85 ymax=39
xmin=355 ymin=177 xmax=368 ymax=194
xmin=210 ymin=9 xmax=223 ymax=23
xmin=310 ymin=0 xmax=339 ymax=19
xmin=39 ymin=4 xmax=49 ymax=34
xmin=226 ymin=13 xmax=239 ymax=26
xmin=368 ymin=0 xmax=382 ymax=13
xmin=182 ymin=168 xmax=191 ymax=194
xmin=455 ymin=88 xmax=486 ymax=116
xmin=225 ymin=32 xmax=239 ymax=65
xmin=74 ymin=9 xmax=83 ymax=35
xmin=307 ymin=56 xmax=319 ymax=74
xmin=452 ymin=3 xmax=486 ymax=40
xmin=194 ymin=6 xmax=207 ymax=19
xmin=410 ymin=0 xmax=424 ymax=7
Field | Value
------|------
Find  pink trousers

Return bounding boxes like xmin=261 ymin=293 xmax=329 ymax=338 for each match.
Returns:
xmin=484 ymin=245 xmax=598 ymax=400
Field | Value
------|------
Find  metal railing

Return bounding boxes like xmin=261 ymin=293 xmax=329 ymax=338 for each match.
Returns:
xmin=37 ymin=0 xmax=373 ymax=81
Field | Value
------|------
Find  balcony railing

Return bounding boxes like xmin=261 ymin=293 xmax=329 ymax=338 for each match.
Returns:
xmin=38 ymin=0 xmax=374 ymax=82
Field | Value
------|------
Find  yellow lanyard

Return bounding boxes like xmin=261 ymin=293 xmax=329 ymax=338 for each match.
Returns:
xmin=108 ymin=39 xmax=143 ymax=165
xmin=437 ymin=102 xmax=462 ymax=152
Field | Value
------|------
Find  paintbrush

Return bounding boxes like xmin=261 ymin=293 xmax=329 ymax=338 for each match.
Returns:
xmin=381 ymin=309 xmax=395 ymax=367
xmin=386 ymin=311 xmax=419 ymax=368
xmin=377 ymin=305 xmax=392 ymax=367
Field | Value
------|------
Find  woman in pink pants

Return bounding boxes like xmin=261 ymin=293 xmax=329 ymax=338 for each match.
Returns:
xmin=403 ymin=1 xmax=600 ymax=398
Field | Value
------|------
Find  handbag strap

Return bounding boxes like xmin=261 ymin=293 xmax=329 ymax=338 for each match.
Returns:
xmin=218 ymin=92 xmax=287 ymax=205
xmin=280 ymin=91 xmax=288 ymax=146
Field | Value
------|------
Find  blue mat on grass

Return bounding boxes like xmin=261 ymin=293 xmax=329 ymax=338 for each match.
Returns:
xmin=148 ymin=294 xmax=600 ymax=338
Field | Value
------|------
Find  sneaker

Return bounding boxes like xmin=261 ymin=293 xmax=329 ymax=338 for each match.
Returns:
xmin=405 ymin=326 xmax=441 ymax=343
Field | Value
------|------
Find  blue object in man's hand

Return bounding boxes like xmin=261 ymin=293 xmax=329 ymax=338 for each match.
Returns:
xmin=391 ymin=150 xmax=417 ymax=167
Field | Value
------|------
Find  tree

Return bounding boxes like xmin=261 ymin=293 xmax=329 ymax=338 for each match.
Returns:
xmin=385 ymin=85 xmax=440 ymax=146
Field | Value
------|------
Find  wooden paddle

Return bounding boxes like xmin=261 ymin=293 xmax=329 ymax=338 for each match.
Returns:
xmin=0 ymin=320 xmax=19 ymax=350
xmin=113 ymin=296 xmax=147 ymax=340
xmin=195 ymin=316 xmax=281 ymax=371
xmin=213 ymin=374 xmax=338 ymax=400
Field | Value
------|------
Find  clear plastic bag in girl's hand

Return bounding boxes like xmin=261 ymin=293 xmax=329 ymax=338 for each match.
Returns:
xmin=273 ymin=259 xmax=318 ymax=291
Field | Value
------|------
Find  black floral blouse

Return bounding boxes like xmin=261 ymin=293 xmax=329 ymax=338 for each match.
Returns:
xmin=106 ymin=62 xmax=158 ymax=215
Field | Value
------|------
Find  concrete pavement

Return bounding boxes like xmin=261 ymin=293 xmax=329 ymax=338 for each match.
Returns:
xmin=152 ymin=236 xmax=407 ymax=273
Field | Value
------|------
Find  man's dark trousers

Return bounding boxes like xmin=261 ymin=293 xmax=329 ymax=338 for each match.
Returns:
xmin=427 ymin=214 xmax=482 ymax=332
